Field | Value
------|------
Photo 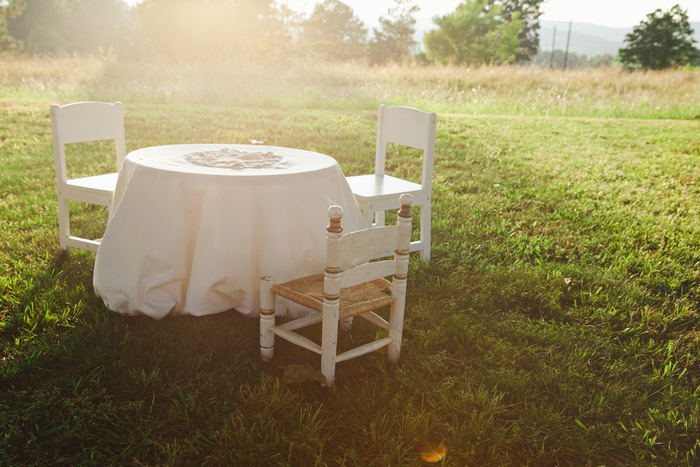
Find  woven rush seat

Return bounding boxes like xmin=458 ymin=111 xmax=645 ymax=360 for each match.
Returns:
xmin=274 ymin=273 xmax=395 ymax=319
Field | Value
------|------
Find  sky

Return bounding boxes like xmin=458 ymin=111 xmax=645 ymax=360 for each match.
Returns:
xmin=124 ymin=1 xmax=700 ymax=30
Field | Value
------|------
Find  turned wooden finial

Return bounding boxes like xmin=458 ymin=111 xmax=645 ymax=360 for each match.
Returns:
xmin=398 ymin=193 xmax=413 ymax=218
xmin=327 ymin=205 xmax=344 ymax=233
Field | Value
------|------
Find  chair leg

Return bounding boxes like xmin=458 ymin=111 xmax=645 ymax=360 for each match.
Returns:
xmin=420 ymin=202 xmax=431 ymax=262
xmin=387 ymin=290 xmax=407 ymax=363
xmin=362 ymin=207 xmax=374 ymax=228
xmin=259 ymin=276 xmax=276 ymax=362
xmin=340 ymin=317 xmax=353 ymax=332
xmin=375 ymin=210 xmax=386 ymax=227
xmin=320 ymin=301 xmax=340 ymax=386
xmin=57 ymin=197 xmax=71 ymax=251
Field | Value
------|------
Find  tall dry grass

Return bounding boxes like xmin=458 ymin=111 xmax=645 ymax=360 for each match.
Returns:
xmin=2 ymin=55 xmax=699 ymax=119
xmin=0 ymin=55 xmax=103 ymax=98
xmin=359 ymin=63 xmax=700 ymax=118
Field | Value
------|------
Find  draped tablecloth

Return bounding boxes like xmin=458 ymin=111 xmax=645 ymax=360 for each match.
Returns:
xmin=93 ymin=144 xmax=364 ymax=319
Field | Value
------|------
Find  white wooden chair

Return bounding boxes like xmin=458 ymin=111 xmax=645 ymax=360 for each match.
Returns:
xmin=346 ymin=105 xmax=437 ymax=262
xmin=260 ymin=194 xmax=413 ymax=387
xmin=50 ymin=101 xmax=126 ymax=252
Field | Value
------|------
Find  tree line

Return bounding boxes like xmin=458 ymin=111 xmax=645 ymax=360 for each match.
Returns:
xmin=0 ymin=0 xmax=698 ymax=69
xmin=0 ymin=0 xmax=545 ymax=65
xmin=533 ymin=50 xmax=616 ymax=70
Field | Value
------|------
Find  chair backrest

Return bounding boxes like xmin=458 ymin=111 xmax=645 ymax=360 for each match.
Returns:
xmin=325 ymin=194 xmax=413 ymax=295
xmin=50 ymin=101 xmax=126 ymax=184
xmin=375 ymin=105 xmax=437 ymax=191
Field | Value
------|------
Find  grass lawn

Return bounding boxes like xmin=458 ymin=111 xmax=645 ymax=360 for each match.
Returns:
xmin=1 ymin=57 xmax=700 ymax=465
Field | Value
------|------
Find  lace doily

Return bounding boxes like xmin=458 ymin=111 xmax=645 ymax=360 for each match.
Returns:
xmin=184 ymin=148 xmax=288 ymax=169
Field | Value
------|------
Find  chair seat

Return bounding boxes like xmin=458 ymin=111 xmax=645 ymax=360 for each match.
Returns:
xmin=346 ymin=174 xmax=422 ymax=202
xmin=66 ymin=172 xmax=119 ymax=194
xmin=273 ymin=273 xmax=395 ymax=319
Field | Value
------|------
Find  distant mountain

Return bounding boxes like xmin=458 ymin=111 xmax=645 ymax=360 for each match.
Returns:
xmin=539 ymin=20 xmax=700 ymax=57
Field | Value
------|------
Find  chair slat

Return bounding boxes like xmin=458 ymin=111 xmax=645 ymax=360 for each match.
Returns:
xmin=276 ymin=312 xmax=323 ymax=331
xmin=340 ymin=260 xmax=396 ymax=289
xmin=65 ymin=237 xmax=101 ymax=252
xmin=382 ymin=106 xmax=432 ymax=150
xmin=339 ymin=226 xmax=397 ymax=264
xmin=336 ymin=337 xmax=393 ymax=363
xmin=56 ymin=102 xmax=124 ymax=144
xmin=359 ymin=311 xmax=390 ymax=330
xmin=271 ymin=327 xmax=322 ymax=355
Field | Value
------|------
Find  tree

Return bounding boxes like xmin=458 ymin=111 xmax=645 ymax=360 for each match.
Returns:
xmin=533 ymin=49 xmax=615 ymax=69
xmin=7 ymin=0 xmax=131 ymax=54
xmin=298 ymin=0 xmax=367 ymax=61
xmin=619 ymin=4 xmax=699 ymax=70
xmin=135 ymin=0 xmax=280 ymax=62
xmin=272 ymin=2 xmax=306 ymax=61
xmin=368 ymin=0 xmax=419 ymax=64
xmin=424 ymin=0 xmax=522 ymax=65
xmin=8 ymin=0 xmax=69 ymax=53
xmin=0 ymin=0 xmax=24 ymax=53
xmin=485 ymin=0 xmax=543 ymax=62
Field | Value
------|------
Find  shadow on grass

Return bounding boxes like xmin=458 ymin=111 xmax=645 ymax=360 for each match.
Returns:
xmin=0 ymin=288 xmax=273 ymax=463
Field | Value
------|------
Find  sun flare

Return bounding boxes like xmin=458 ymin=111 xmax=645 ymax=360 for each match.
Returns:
xmin=420 ymin=441 xmax=447 ymax=463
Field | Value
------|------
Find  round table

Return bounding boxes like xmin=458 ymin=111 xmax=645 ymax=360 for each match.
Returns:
xmin=93 ymin=144 xmax=364 ymax=319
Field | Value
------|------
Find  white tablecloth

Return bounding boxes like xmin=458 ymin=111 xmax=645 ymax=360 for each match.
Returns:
xmin=93 ymin=144 xmax=364 ymax=319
